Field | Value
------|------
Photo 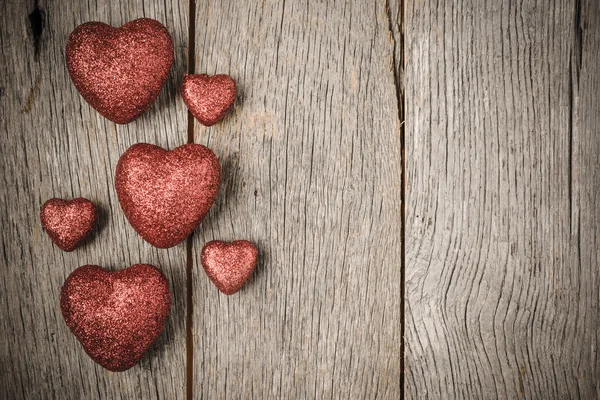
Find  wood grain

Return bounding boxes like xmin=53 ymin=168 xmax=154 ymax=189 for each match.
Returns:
xmin=190 ymin=1 xmax=403 ymax=398
xmin=6 ymin=0 xmax=597 ymax=398
xmin=404 ymin=0 xmax=600 ymax=398
xmin=0 ymin=0 xmax=189 ymax=398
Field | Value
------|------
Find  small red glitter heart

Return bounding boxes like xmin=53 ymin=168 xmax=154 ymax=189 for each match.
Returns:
xmin=182 ymin=74 xmax=237 ymax=126
xmin=61 ymin=264 xmax=171 ymax=372
xmin=66 ymin=18 xmax=174 ymax=124
xmin=201 ymin=240 xmax=258 ymax=295
xmin=40 ymin=198 xmax=97 ymax=252
xmin=115 ymin=143 xmax=220 ymax=248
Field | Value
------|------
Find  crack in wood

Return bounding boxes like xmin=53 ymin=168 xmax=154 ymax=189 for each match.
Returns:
xmin=569 ymin=0 xmax=583 ymax=233
xmin=186 ymin=0 xmax=197 ymax=399
xmin=28 ymin=0 xmax=44 ymax=59
xmin=384 ymin=0 xmax=406 ymax=397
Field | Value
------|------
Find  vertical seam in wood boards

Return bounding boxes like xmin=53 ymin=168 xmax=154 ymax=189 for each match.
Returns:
xmin=569 ymin=0 xmax=583 ymax=232
xmin=186 ymin=0 xmax=196 ymax=398
xmin=185 ymin=237 xmax=194 ymax=400
xmin=400 ymin=0 xmax=406 ymax=396
xmin=384 ymin=0 xmax=406 ymax=397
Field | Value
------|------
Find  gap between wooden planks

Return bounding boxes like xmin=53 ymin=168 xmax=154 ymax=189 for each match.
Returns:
xmin=185 ymin=0 xmax=196 ymax=398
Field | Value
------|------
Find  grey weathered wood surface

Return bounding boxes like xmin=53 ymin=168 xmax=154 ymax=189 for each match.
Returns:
xmin=190 ymin=1 xmax=403 ymax=398
xmin=4 ymin=0 xmax=599 ymax=398
xmin=0 ymin=0 xmax=188 ymax=399
xmin=405 ymin=0 xmax=600 ymax=399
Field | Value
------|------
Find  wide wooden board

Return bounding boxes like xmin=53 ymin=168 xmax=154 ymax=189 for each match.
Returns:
xmin=191 ymin=1 xmax=403 ymax=398
xmin=0 ymin=0 xmax=189 ymax=398
xmin=405 ymin=0 xmax=600 ymax=398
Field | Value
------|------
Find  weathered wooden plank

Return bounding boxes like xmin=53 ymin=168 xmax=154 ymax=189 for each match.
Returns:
xmin=191 ymin=1 xmax=403 ymax=398
xmin=405 ymin=0 xmax=600 ymax=398
xmin=0 ymin=1 xmax=188 ymax=398
xmin=578 ymin=0 xmax=600 ymax=392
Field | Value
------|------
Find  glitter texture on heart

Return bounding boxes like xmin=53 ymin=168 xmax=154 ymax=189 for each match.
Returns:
xmin=115 ymin=143 xmax=220 ymax=248
xmin=182 ymin=74 xmax=237 ymax=126
xmin=40 ymin=198 xmax=97 ymax=252
xmin=201 ymin=240 xmax=258 ymax=295
xmin=60 ymin=264 xmax=171 ymax=372
xmin=66 ymin=18 xmax=174 ymax=124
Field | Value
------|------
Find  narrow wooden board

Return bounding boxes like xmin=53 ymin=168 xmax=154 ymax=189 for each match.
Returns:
xmin=0 ymin=0 xmax=188 ymax=398
xmin=405 ymin=0 xmax=600 ymax=398
xmin=191 ymin=1 xmax=403 ymax=398
xmin=578 ymin=0 xmax=600 ymax=393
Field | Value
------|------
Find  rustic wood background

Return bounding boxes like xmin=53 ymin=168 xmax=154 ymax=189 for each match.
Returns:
xmin=0 ymin=0 xmax=597 ymax=399
xmin=0 ymin=0 xmax=189 ymax=398
xmin=404 ymin=0 xmax=600 ymax=399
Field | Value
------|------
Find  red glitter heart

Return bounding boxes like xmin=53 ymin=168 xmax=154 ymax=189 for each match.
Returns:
xmin=66 ymin=18 xmax=174 ymax=124
xmin=40 ymin=198 xmax=97 ymax=252
xmin=115 ymin=143 xmax=220 ymax=248
xmin=201 ymin=240 xmax=258 ymax=295
xmin=182 ymin=74 xmax=237 ymax=126
xmin=61 ymin=264 xmax=171 ymax=372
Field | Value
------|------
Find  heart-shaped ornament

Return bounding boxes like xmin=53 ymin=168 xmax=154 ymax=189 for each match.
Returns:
xmin=116 ymin=143 xmax=220 ymax=248
xmin=182 ymin=74 xmax=237 ymax=126
xmin=60 ymin=264 xmax=171 ymax=372
xmin=201 ymin=240 xmax=258 ymax=295
xmin=40 ymin=198 xmax=97 ymax=251
xmin=66 ymin=18 xmax=174 ymax=124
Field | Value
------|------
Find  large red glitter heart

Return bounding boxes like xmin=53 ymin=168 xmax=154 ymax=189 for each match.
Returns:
xmin=61 ymin=264 xmax=171 ymax=372
xmin=40 ymin=198 xmax=97 ymax=252
xmin=115 ymin=143 xmax=220 ymax=248
xmin=201 ymin=240 xmax=258 ymax=295
xmin=182 ymin=74 xmax=237 ymax=126
xmin=66 ymin=18 xmax=174 ymax=124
